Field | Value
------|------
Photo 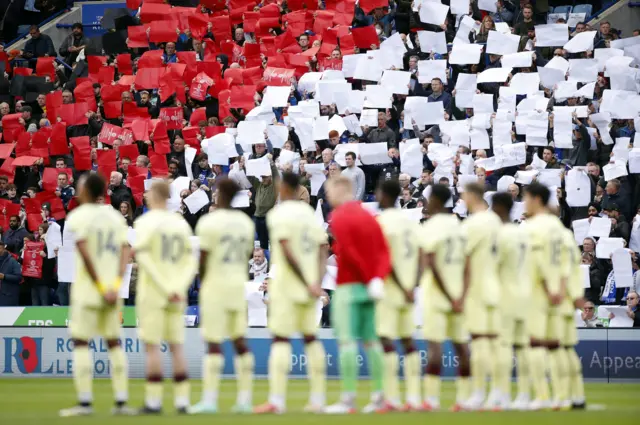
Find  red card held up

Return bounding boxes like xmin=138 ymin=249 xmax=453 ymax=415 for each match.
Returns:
xmin=48 ymin=122 xmax=69 ymax=156
xmin=351 ymin=25 xmax=380 ymax=49
xmin=159 ymin=107 xmax=184 ymax=130
xmin=116 ymin=54 xmax=133 ymax=75
xmin=35 ymin=57 xmax=56 ymax=80
xmin=127 ymin=26 xmax=149 ymax=48
xmin=118 ymin=144 xmax=139 ymax=162
xmin=358 ymin=0 xmax=388 ymax=14
xmin=103 ymin=101 xmax=122 ymax=119
xmin=149 ymin=21 xmax=178 ymax=43
xmin=0 ymin=143 xmax=14 ymax=159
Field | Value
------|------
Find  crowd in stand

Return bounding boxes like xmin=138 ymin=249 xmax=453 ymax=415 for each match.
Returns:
xmin=0 ymin=0 xmax=638 ymax=326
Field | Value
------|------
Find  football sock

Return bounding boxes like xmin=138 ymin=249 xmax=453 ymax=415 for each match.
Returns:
xmin=455 ymin=376 xmax=471 ymax=404
xmin=424 ymin=374 xmax=441 ymax=404
xmin=549 ymin=348 xmax=569 ymax=402
xmin=383 ymin=351 xmax=400 ymax=404
xmin=305 ymin=340 xmax=327 ymax=406
xmin=173 ymin=374 xmax=189 ymax=409
xmin=202 ymin=354 xmax=223 ymax=406
xmin=515 ymin=347 xmax=530 ymax=396
xmin=495 ymin=339 xmax=512 ymax=398
xmin=73 ymin=346 xmax=93 ymax=405
xmin=145 ymin=377 xmax=163 ymax=410
xmin=234 ymin=352 xmax=255 ymax=406
xmin=339 ymin=341 xmax=358 ymax=394
xmin=108 ymin=346 xmax=128 ymax=403
xmin=470 ymin=338 xmax=490 ymax=395
xmin=268 ymin=342 xmax=291 ymax=409
xmin=567 ymin=348 xmax=585 ymax=402
xmin=366 ymin=342 xmax=385 ymax=393
xmin=404 ymin=350 xmax=421 ymax=404
xmin=528 ymin=347 xmax=550 ymax=401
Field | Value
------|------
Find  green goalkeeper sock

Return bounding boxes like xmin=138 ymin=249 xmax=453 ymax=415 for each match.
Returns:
xmin=339 ymin=342 xmax=358 ymax=394
xmin=366 ymin=342 xmax=384 ymax=393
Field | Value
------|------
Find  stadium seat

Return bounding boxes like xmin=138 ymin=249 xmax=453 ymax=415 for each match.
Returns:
xmin=264 ymin=249 xmax=270 ymax=263
xmin=553 ymin=5 xmax=572 ymax=18
xmin=572 ymin=4 xmax=593 ymax=17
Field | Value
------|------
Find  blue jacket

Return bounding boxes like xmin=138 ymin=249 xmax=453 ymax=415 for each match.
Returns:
xmin=0 ymin=252 xmax=23 ymax=306
xmin=4 ymin=227 xmax=29 ymax=254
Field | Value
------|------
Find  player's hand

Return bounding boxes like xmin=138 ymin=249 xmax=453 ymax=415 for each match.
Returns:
xmin=549 ymin=293 xmax=563 ymax=306
xmin=308 ymin=282 xmax=322 ymax=298
xmin=451 ymin=299 xmax=464 ymax=313
xmin=404 ymin=289 xmax=414 ymax=304
xmin=366 ymin=277 xmax=384 ymax=301
xmin=103 ymin=289 xmax=118 ymax=305
xmin=168 ymin=293 xmax=183 ymax=303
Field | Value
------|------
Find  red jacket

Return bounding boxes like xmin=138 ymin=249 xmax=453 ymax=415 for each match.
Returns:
xmin=329 ymin=201 xmax=391 ymax=286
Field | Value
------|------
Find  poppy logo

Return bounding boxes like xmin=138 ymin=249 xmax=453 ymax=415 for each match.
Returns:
xmin=3 ymin=336 xmax=53 ymax=374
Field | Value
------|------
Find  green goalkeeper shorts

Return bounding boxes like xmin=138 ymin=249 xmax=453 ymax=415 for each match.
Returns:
xmin=332 ymin=284 xmax=378 ymax=343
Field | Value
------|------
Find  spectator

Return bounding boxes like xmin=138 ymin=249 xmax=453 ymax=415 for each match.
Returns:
xmin=56 ymin=172 xmax=75 ymax=208
xmin=119 ymin=201 xmax=134 ymax=227
xmin=580 ymin=301 xmax=601 ymax=327
xmin=341 ymin=152 xmax=365 ymax=201
xmin=514 ymin=4 xmax=535 ymax=36
xmin=364 ymin=112 xmax=397 ymax=148
xmin=21 ymin=25 xmax=56 ymax=60
xmin=248 ymin=247 xmax=269 ymax=280
xmin=602 ymin=179 xmax=632 ymax=222
xmin=0 ymin=236 xmax=23 ymax=306
xmin=582 ymin=251 xmax=604 ymax=304
xmin=4 ymin=215 xmax=29 ymax=254
xmin=246 ymin=160 xmax=278 ymax=250
xmin=58 ymin=23 xmax=87 ymax=65
xmin=108 ymin=171 xmax=132 ymax=211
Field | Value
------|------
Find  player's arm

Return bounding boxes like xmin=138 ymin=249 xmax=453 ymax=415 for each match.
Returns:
xmin=423 ymin=251 xmax=456 ymax=308
xmin=135 ymin=249 xmax=171 ymax=297
xmin=75 ymin=239 xmax=101 ymax=288
xmin=279 ymin=239 xmax=309 ymax=287
xmin=117 ymin=243 xmax=131 ymax=286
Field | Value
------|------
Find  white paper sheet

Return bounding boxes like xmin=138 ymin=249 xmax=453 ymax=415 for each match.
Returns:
xmin=596 ymin=237 xmax=625 ymax=259
xmin=418 ymin=59 xmax=448 ymax=84
xmin=565 ymin=168 xmax=591 ymax=207
xmin=266 ymin=125 xmax=289 ymax=149
xmin=537 ymin=169 xmax=562 ymax=188
xmin=315 ymin=80 xmax=350 ymax=106
xmin=535 ymin=24 xmax=569 ymax=47
xmin=572 ymin=218 xmax=590 ymax=245
xmin=57 ymin=246 xmax=75 ymax=282
xmin=305 ymin=163 xmax=327 ymax=196
xmin=449 ymin=43 xmax=483 ymax=65
xmin=588 ymin=217 xmax=612 ymax=238
xmin=363 ymin=85 xmax=393 ymax=109
xmin=563 ymin=30 xmax=596 ymax=53
xmin=470 ymin=128 xmax=490 ymax=150
xmin=419 ymin=1 xmax=449 ymax=25
xmin=261 ymin=85 xmax=291 ymax=108
xmin=606 ymin=306 xmax=634 ymax=327
xmin=509 ymin=72 xmax=541 ymax=94
xmin=44 ymin=221 xmax=62 ymax=259
xmin=231 ymin=190 xmax=251 ymax=208
xmin=501 ymin=52 xmax=533 ymax=69
xmin=183 ymin=189 xmax=209 ymax=213
xmin=612 ymin=248 xmax=634 ymax=288
xmin=568 ymin=59 xmax=598 ymax=83
xmin=353 ymin=54 xmax=384 ymax=82
xmin=603 ymin=161 xmax=628 ymax=181
xmin=629 ymin=149 xmax=640 ymax=174
xmin=237 ymin=120 xmax=267 ymax=145
xmin=417 ymin=30 xmax=448 ymax=54
xmin=472 ymin=93 xmax=494 ymax=113
xmin=400 ymin=142 xmax=423 ymax=178
xmin=486 ymin=30 xmax=520 ymax=55
xmin=245 ymin=156 xmax=272 ymax=177
xmin=380 ymin=70 xmax=411 ymax=95
xmin=477 ymin=67 xmax=512 ymax=83
xmin=477 ymin=0 xmax=496 ymax=12
xmin=359 ymin=143 xmax=392 ymax=165
xmin=359 ymin=109 xmax=379 ymax=127
xmin=538 ymin=66 xmax=566 ymax=89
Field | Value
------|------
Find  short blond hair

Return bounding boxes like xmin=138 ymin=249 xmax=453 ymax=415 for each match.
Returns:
xmin=150 ymin=180 xmax=171 ymax=200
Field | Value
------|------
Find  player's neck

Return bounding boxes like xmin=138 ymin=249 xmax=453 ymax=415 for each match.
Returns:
xmin=468 ymin=203 xmax=486 ymax=214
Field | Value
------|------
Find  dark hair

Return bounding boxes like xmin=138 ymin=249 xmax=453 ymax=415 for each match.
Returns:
xmin=378 ymin=179 xmax=401 ymax=200
xmin=22 ymin=105 xmax=32 ymax=114
xmin=431 ymin=77 xmax=443 ymax=85
xmin=430 ymin=184 xmax=451 ymax=205
xmin=281 ymin=171 xmax=300 ymax=191
xmin=72 ymin=23 xmax=83 ymax=30
xmin=84 ymin=173 xmax=106 ymax=200
xmin=525 ymin=182 xmax=550 ymax=205
xmin=345 ymin=151 xmax=356 ymax=160
xmin=9 ymin=215 xmax=20 ymax=221
xmin=492 ymin=192 xmax=513 ymax=213
xmin=542 ymin=146 xmax=554 ymax=154
xmin=216 ymin=178 xmax=240 ymax=205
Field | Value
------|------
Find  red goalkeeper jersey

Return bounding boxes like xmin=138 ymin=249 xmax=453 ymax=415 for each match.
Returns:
xmin=329 ymin=201 xmax=391 ymax=286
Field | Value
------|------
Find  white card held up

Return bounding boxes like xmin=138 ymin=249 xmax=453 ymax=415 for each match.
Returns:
xmin=486 ymin=30 xmax=520 ymax=55
xmin=538 ymin=66 xmax=566 ymax=89
xmin=472 ymin=93 xmax=494 ymax=113
xmin=353 ymin=54 xmax=384 ymax=82
xmin=607 ymin=306 xmax=634 ymax=328
xmin=413 ymin=100 xmax=445 ymax=127
xmin=312 ymin=115 xmax=330 ymax=140
xmin=580 ymin=264 xmax=591 ymax=289
xmin=450 ymin=0 xmax=469 ymax=15
xmin=343 ymin=114 xmax=364 ymax=135
xmin=596 ymin=237 xmax=625 ymax=259
xmin=360 ymin=109 xmax=379 ymax=127
xmin=572 ymin=219 xmax=590 ymax=245
xmin=305 ymin=163 xmax=327 ymax=196
xmin=419 ymin=1 xmax=449 ymax=25
xmin=456 ymin=73 xmax=477 ymax=91
xmin=417 ymin=30 xmax=448 ymax=54
xmin=261 ymin=86 xmax=291 ymax=108
xmin=588 ymin=217 xmax=612 ymax=238
xmin=496 ymin=175 xmax=515 ymax=193
xmin=400 ymin=142 xmax=423 ymax=178
xmin=449 ymin=43 xmax=483 ymax=65
xmin=477 ymin=67 xmax=512 ymax=83
xmin=546 ymin=55 xmax=570 ymax=73
xmin=603 ymin=160 xmax=628 ymax=181
xmin=515 ymin=169 xmax=538 ymax=185
xmin=380 ymin=70 xmax=411 ymax=95
xmin=477 ymin=0 xmax=496 ymax=12
xmin=359 ymin=143 xmax=392 ymax=165
xmin=470 ymin=128 xmax=490 ymax=150
xmin=509 ymin=72 xmax=541 ymax=95
xmin=594 ymin=48 xmax=624 ymax=72
xmin=183 ymin=189 xmax=210 ymax=214
xmin=612 ymin=248 xmax=634 ymax=288
xmin=629 ymin=149 xmax=640 ymax=174
xmin=537 ymin=169 xmax=562 ymax=188
xmin=328 ymin=115 xmax=348 ymax=137
xmin=534 ymin=24 xmax=569 ymax=47
xmin=267 ymin=125 xmax=289 ymax=149
xmin=565 ymin=168 xmax=592 ymax=207
xmin=501 ymin=52 xmax=533 ymax=68
xmin=363 ymin=85 xmax=393 ymax=109
xmin=568 ymin=59 xmax=598 ymax=83
xmin=297 ymin=72 xmax=322 ymax=93
xmin=563 ymin=31 xmax=596 ymax=53
xmin=418 ymin=59 xmax=448 ymax=84
xmin=341 ymin=54 xmax=364 ymax=78
xmin=237 ymin=120 xmax=267 ymax=145
xmin=245 ymin=157 xmax=272 ymax=177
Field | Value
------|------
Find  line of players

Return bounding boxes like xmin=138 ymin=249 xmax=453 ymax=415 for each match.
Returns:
xmin=58 ymin=171 xmax=585 ymax=416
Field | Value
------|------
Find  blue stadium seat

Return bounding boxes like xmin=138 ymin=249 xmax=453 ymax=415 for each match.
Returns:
xmin=572 ymin=4 xmax=592 ymax=17
xmin=264 ymin=249 xmax=270 ymax=263
xmin=553 ymin=5 xmax=572 ymax=18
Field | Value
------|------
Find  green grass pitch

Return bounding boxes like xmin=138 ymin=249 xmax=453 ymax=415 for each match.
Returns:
xmin=0 ymin=379 xmax=638 ymax=424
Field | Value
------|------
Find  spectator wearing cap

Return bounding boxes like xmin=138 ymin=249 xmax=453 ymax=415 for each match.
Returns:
xmin=0 ymin=236 xmax=23 ymax=307
xmin=602 ymin=179 xmax=632 ymax=221
xmin=364 ymin=111 xmax=397 ymax=148
xmin=59 ymin=23 xmax=88 ymax=65
xmin=21 ymin=25 xmax=56 ymax=61
xmin=4 ymin=215 xmax=29 ymax=254
xmin=603 ymin=203 xmax=631 ymax=242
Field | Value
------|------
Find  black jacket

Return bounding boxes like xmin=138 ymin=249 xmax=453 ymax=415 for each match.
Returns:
xmin=0 ymin=252 xmax=23 ymax=306
xmin=4 ymin=227 xmax=29 ymax=254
